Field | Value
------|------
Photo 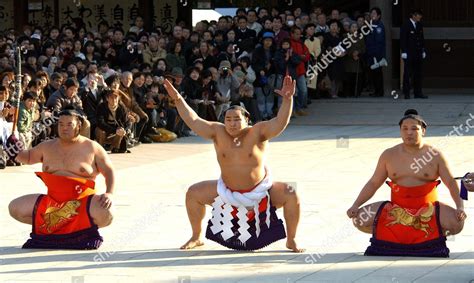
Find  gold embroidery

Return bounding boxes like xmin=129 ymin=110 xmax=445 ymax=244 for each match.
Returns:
xmin=40 ymin=200 xmax=81 ymax=233
xmin=386 ymin=202 xmax=434 ymax=237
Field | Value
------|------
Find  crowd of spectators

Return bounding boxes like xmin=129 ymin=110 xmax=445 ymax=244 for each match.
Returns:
xmin=0 ymin=4 xmax=387 ymax=168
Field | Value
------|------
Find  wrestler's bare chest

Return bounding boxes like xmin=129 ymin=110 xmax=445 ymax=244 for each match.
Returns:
xmin=386 ymin=147 xmax=439 ymax=185
xmin=42 ymin=141 xmax=98 ymax=178
xmin=213 ymin=130 xmax=267 ymax=189
xmin=214 ymin=133 xmax=265 ymax=166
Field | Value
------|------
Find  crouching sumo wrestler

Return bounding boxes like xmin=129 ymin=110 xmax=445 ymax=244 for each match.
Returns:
xmin=347 ymin=110 xmax=467 ymax=257
xmin=163 ymin=76 xmax=304 ymax=252
xmin=8 ymin=109 xmax=114 ymax=249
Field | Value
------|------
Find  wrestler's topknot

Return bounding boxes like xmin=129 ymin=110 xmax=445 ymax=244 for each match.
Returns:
xmin=399 ymin=108 xmax=427 ymax=128
xmin=404 ymin=109 xmax=419 ymax=116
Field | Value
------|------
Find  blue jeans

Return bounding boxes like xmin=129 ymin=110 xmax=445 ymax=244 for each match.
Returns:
xmin=255 ymin=87 xmax=274 ymax=119
xmin=295 ymin=75 xmax=308 ymax=111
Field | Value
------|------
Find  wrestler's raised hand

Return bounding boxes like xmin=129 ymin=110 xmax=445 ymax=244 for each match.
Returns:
xmin=346 ymin=205 xmax=359 ymax=218
xmin=274 ymin=75 xmax=296 ymax=100
xmin=99 ymin=193 xmax=113 ymax=209
xmin=456 ymin=208 xmax=467 ymax=222
xmin=163 ymin=78 xmax=180 ymax=101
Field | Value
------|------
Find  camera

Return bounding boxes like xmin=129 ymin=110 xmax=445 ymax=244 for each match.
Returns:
xmin=51 ymin=57 xmax=58 ymax=64
xmin=222 ymin=67 xmax=229 ymax=76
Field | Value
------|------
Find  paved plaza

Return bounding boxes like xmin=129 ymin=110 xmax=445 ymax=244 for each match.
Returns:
xmin=1 ymin=94 xmax=473 ymax=283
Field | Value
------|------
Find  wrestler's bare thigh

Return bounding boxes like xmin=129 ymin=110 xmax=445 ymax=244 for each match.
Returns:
xmin=8 ymin=194 xmax=42 ymax=224
xmin=90 ymin=195 xmax=113 ymax=228
xmin=269 ymin=181 xmax=297 ymax=209
xmin=187 ymin=180 xmax=218 ymax=206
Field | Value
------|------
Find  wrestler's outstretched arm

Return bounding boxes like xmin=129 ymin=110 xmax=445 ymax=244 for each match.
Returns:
xmin=163 ymin=79 xmax=220 ymax=140
xmin=347 ymin=151 xmax=388 ymax=218
xmin=255 ymin=75 xmax=295 ymax=141
xmin=437 ymin=150 xmax=466 ymax=221
xmin=15 ymin=141 xmax=47 ymax=165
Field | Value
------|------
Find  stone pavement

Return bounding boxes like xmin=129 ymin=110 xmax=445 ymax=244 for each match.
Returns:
xmin=0 ymin=94 xmax=473 ymax=283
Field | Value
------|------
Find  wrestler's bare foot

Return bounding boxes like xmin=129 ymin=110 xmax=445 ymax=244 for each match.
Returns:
xmin=286 ymin=239 xmax=305 ymax=253
xmin=180 ymin=237 xmax=205 ymax=250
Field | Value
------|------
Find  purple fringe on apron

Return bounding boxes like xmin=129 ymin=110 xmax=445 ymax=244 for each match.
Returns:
xmin=205 ymin=205 xmax=286 ymax=251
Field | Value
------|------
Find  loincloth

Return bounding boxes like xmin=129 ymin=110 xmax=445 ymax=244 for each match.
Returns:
xmin=365 ymin=180 xmax=449 ymax=257
xmin=205 ymin=169 xmax=286 ymax=250
xmin=22 ymin=172 xmax=103 ymax=250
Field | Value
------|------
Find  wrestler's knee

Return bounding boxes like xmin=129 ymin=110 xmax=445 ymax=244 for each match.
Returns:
xmin=8 ymin=197 xmax=27 ymax=219
xmin=8 ymin=200 xmax=18 ymax=219
xmin=444 ymin=217 xmax=464 ymax=235
xmin=270 ymin=182 xmax=300 ymax=208
xmin=440 ymin=203 xmax=464 ymax=235
xmin=449 ymin=221 xmax=464 ymax=235
xmin=90 ymin=196 xmax=114 ymax=227
xmin=96 ymin=207 xmax=113 ymax=228
xmin=102 ymin=208 xmax=114 ymax=227
xmin=352 ymin=206 xmax=376 ymax=232
xmin=285 ymin=187 xmax=300 ymax=205
xmin=186 ymin=184 xmax=200 ymax=199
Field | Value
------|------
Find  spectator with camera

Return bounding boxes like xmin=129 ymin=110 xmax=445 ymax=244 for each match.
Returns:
xmin=215 ymin=60 xmax=240 ymax=121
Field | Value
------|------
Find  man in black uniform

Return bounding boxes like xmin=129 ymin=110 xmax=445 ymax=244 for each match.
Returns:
xmin=234 ymin=16 xmax=257 ymax=53
xmin=401 ymin=9 xmax=427 ymax=99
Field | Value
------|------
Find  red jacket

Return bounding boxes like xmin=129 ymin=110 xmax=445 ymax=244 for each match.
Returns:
xmin=290 ymin=38 xmax=310 ymax=77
